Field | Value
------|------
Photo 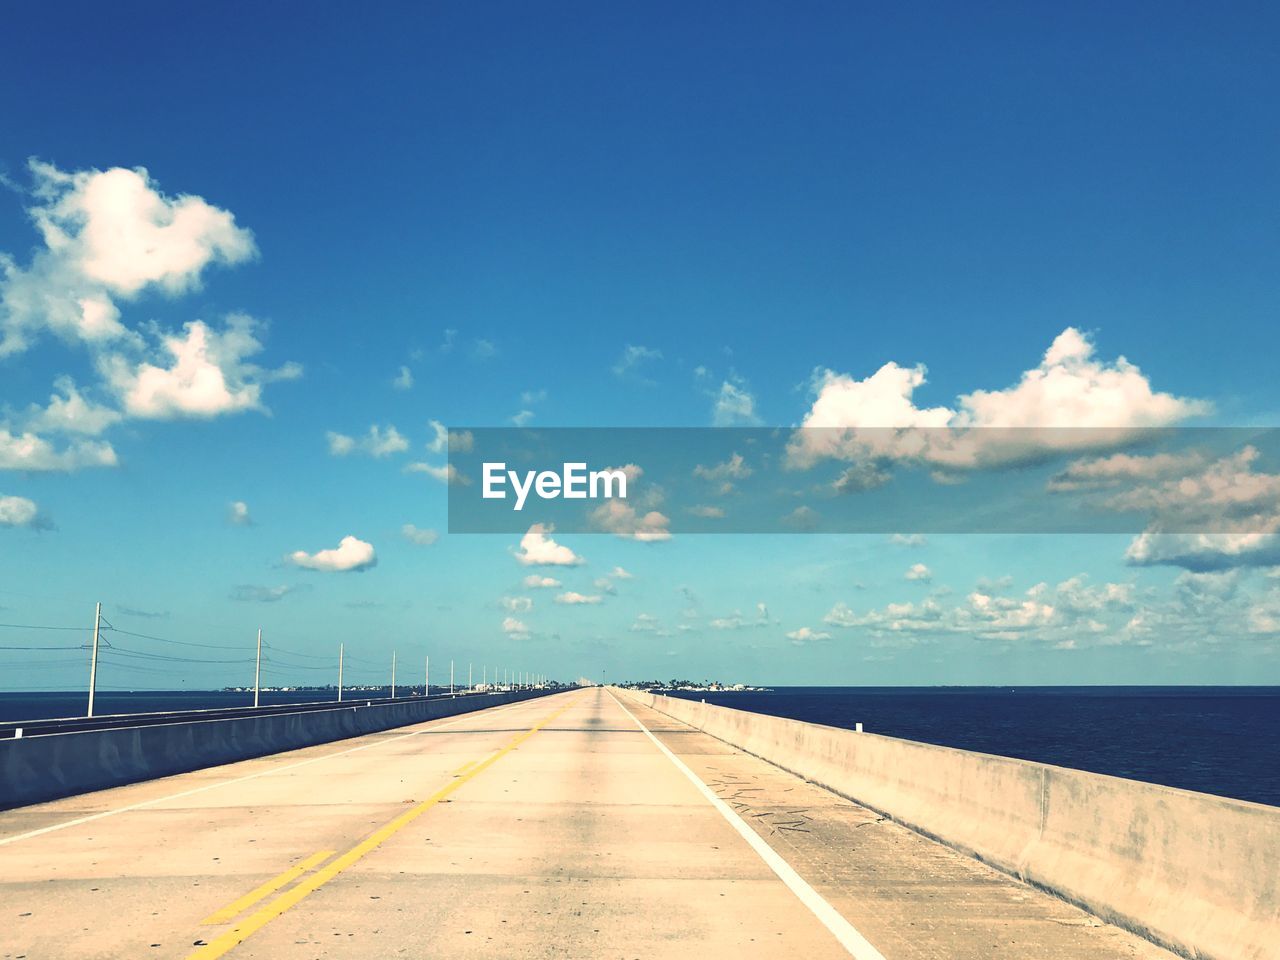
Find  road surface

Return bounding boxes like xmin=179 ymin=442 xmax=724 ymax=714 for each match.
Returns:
xmin=0 ymin=687 xmax=1175 ymax=959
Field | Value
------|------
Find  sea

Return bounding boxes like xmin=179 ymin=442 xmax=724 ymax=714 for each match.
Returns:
xmin=2 ymin=685 xmax=1276 ymax=807
xmin=666 ymin=686 xmax=1280 ymax=808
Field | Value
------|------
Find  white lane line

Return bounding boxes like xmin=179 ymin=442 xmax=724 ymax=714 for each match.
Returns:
xmin=0 ymin=695 xmax=553 ymax=848
xmin=606 ymin=689 xmax=888 ymax=960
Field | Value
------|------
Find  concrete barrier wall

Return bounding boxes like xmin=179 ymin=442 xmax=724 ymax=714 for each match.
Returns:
xmin=617 ymin=688 xmax=1279 ymax=960
xmin=0 ymin=691 xmax=547 ymax=811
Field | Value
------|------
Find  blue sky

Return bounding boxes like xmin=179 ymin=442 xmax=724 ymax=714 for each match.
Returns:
xmin=1 ymin=2 xmax=1278 ymax=690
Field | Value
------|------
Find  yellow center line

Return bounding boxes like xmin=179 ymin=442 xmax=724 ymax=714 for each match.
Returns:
xmin=199 ymin=849 xmax=335 ymax=925
xmin=453 ymin=758 xmax=478 ymax=776
xmin=186 ymin=697 xmax=577 ymax=960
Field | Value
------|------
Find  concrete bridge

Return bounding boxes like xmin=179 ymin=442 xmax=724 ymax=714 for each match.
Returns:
xmin=0 ymin=688 xmax=1272 ymax=959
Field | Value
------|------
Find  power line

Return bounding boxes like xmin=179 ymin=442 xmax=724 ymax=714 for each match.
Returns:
xmin=104 ymin=644 xmax=255 ymax=665
xmin=260 ymin=641 xmax=333 ymax=661
xmin=0 ymin=623 xmax=89 ymax=632
xmin=102 ymin=625 xmax=253 ymax=652
xmin=0 ymin=644 xmax=86 ymax=651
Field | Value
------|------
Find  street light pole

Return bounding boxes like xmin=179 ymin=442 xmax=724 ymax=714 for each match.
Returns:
xmin=254 ymin=627 xmax=262 ymax=708
xmin=86 ymin=602 xmax=102 ymax=718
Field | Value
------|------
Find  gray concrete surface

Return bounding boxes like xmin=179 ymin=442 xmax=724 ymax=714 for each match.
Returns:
xmin=0 ymin=688 xmax=1185 ymax=959
xmin=1 ymin=691 xmax=546 ymax=810
xmin=620 ymin=688 xmax=1280 ymax=960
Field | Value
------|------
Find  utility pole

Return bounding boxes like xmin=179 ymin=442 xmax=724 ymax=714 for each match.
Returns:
xmin=450 ymin=659 xmax=454 ymax=696
xmin=391 ymin=649 xmax=397 ymax=699
xmin=338 ymin=642 xmax=345 ymax=703
xmin=425 ymin=654 xmax=430 ymax=697
xmin=86 ymin=601 xmax=102 ymax=718
xmin=254 ymin=627 xmax=262 ymax=708
xmin=483 ymin=664 xmax=487 ymax=690
xmin=469 ymin=662 xmax=472 ymax=692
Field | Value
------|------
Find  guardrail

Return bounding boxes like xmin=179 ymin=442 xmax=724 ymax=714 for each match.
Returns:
xmin=0 ymin=691 xmax=494 ymax=740
xmin=1 ymin=689 xmax=556 ymax=810
xmin=615 ymin=687 xmax=1280 ymax=960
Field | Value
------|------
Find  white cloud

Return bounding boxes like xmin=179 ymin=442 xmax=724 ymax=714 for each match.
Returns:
xmin=709 ymin=604 xmax=771 ymax=630
xmin=889 ymin=533 xmax=927 ymax=546
xmin=404 ymin=461 xmax=467 ymax=484
xmin=26 ymin=377 xmax=121 ymax=436
xmin=959 ymin=328 xmax=1205 ymax=429
xmin=326 ymin=432 xmax=356 ymax=456
xmin=0 ymin=427 xmax=118 ymax=471
xmin=786 ymin=626 xmax=831 ymax=644
xmin=501 ymin=596 xmax=533 ymax=612
xmin=783 ymin=505 xmax=820 ymax=529
xmin=609 ymin=566 xmax=634 ymax=580
xmin=589 ymin=500 xmax=672 ymax=541
xmin=1104 ymin=447 xmax=1279 ymax=517
xmin=326 ymin=423 xmax=409 ymax=458
xmin=712 ymin=378 xmax=761 ymax=426
xmin=523 ymin=574 xmax=562 ymax=588
xmin=392 ymin=365 xmax=414 ymax=390
xmin=230 ymin=584 xmax=297 ymax=603
xmin=513 ymin=523 xmax=584 ymax=566
xmin=1053 ymin=576 xmax=1136 ymax=615
xmin=789 ymin=328 xmax=1208 ymax=471
xmin=228 ymin=500 xmax=253 ymax=526
xmin=824 ymin=574 xmax=1137 ymax=645
xmin=426 ymin=419 xmax=449 ymax=453
xmin=502 ymin=616 xmax=530 ymax=638
xmin=832 ymin=461 xmax=891 ymax=494
xmin=1048 ymin=451 xmax=1206 ymax=492
xmin=32 ymin=162 xmax=253 ymax=296
xmin=693 ymin=452 xmax=752 ymax=483
xmin=1097 ymin=448 xmax=1280 ymax=572
xmin=0 ymin=494 xmax=40 ymax=528
xmin=977 ymin=574 xmax=1014 ymax=592
xmin=967 ymin=590 xmax=1057 ymax=634
xmin=401 ymin=524 xmax=438 ymax=546
xmin=364 ymin=425 xmax=409 ymax=457
xmin=822 ymin=602 xmax=859 ymax=627
xmin=0 ymin=162 xmax=297 ymax=471
xmin=511 ymin=409 xmax=535 ymax=427
xmin=288 ymin=535 xmax=377 ymax=572
xmin=2 ymin=161 xmax=255 ymax=356
xmin=556 ymin=591 xmax=603 ymax=605
xmin=905 ymin=562 xmax=933 ymax=582
xmin=630 ymin=613 xmax=661 ymax=633
xmin=689 ymin=504 xmax=726 ymax=518
xmin=1125 ymin=533 xmax=1280 ymax=572
xmin=100 ymin=314 xmax=300 ymax=420
xmin=613 ymin=344 xmax=662 ymax=379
